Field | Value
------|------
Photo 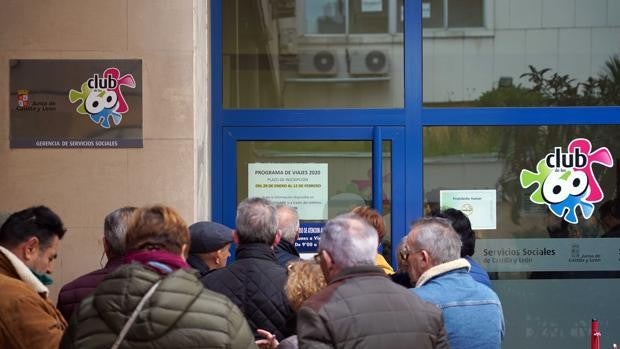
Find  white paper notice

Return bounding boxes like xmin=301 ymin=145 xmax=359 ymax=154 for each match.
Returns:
xmin=422 ymin=3 xmax=431 ymax=18
xmin=248 ymin=163 xmax=328 ymax=220
xmin=440 ymin=189 xmax=497 ymax=230
xmin=362 ymin=0 xmax=383 ymax=12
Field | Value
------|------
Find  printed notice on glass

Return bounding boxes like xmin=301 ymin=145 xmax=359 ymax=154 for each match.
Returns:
xmin=248 ymin=163 xmax=328 ymax=220
xmin=422 ymin=3 xmax=431 ymax=18
xmin=475 ymin=238 xmax=620 ymax=273
xmin=440 ymin=189 xmax=497 ymax=230
xmin=362 ymin=0 xmax=383 ymax=12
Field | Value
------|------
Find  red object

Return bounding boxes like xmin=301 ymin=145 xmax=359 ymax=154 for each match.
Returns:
xmin=591 ymin=319 xmax=601 ymax=349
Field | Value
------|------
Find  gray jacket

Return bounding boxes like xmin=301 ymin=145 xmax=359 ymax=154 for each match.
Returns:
xmin=297 ymin=265 xmax=449 ymax=349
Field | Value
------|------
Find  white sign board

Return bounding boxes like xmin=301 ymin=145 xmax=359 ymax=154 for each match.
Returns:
xmin=422 ymin=3 xmax=431 ymax=18
xmin=440 ymin=189 xmax=497 ymax=230
xmin=248 ymin=163 xmax=328 ymax=220
xmin=362 ymin=0 xmax=383 ymax=12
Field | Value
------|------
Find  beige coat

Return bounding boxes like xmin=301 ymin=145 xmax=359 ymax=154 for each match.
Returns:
xmin=0 ymin=246 xmax=67 ymax=349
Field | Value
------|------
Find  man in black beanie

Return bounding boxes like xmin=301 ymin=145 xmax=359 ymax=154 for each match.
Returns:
xmin=187 ymin=221 xmax=233 ymax=277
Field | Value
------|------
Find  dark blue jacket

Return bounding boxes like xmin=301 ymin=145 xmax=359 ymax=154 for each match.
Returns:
xmin=274 ymin=239 xmax=300 ymax=268
xmin=201 ymin=243 xmax=295 ymax=340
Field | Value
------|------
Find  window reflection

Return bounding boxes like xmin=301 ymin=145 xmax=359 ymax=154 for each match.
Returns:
xmin=223 ymin=0 xmax=403 ymax=108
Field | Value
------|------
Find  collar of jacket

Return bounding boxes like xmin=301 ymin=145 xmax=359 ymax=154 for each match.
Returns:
xmin=330 ymin=264 xmax=387 ymax=284
xmin=276 ymin=239 xmax=300 ymax=257
xmin=235 ymin=243 xmax=278 ymax=261
xmin=0 ymin=245 xmax=49 ymax=296
xmin=186 ymin=253 xmax=210 ymax=277
xmin=415 ymin=258 xmax=471 ymax=288
xmin=104 ymin=255 xmax=125 ymax=270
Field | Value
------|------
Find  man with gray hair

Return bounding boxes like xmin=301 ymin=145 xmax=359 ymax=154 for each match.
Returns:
xmin=202 ymin=197 xmax=295 ymax=341
xmin=297 ymin=213 xmax=449 ymax=349
xmin=406 ymin=217 xmax=505 ymax=349
xmin=57 ymin=206 xmax=136 ymax=320
xmin=274 ymin=204 xmax=300 ymax=267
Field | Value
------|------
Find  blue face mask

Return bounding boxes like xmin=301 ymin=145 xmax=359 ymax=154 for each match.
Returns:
xmin=29 ymin=268 xmax=53 ymax=286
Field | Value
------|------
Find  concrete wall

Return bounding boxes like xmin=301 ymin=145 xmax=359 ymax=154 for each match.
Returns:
xmin=0 ymin=0 xmax=203 ymax=302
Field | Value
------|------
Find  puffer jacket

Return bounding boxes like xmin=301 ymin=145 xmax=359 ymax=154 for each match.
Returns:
xmin=60 ymin=263 xmax=257 ymax=349
xmin=57 ymin=257 xmax=124 ymax=320
xmin=201 ymin=243 xmax=296 ymax=340
xmin=297 ymin=265 xmax=449 ymax=349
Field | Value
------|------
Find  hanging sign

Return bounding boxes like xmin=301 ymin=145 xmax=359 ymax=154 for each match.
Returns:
xmin=10 ymin=59 xmax=142 ymax=148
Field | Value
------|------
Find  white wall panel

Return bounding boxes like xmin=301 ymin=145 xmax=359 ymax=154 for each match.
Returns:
xmin=591 ymin=27 xmax=620 ymax=76
xmin=494 ymin=30 xmax=528 ymax=85
xmin=432 ymin=39 xmax=464 ymax=102
xmin=608 ymin=0 xmax=620 ymax=25
xmin=542 ymin=0 xmax=576 ymax=28
xmin=495 ymin=0 xmax=512 ymax=29
xmin=576 ymin=0 xmax=608 ymax=27
xmin=510 ymin=0 xmax=543 ymax=29
xmin=558 ymin=28 xmax=592 ymax=81
xmin=525 ymin=29 xmax=559 ymax=78
xmin=463 ymin=38 xmax=495 ymax=100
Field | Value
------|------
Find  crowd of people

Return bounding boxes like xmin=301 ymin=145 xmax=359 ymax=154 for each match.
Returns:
xmin=0 ymin=198 xmax=505 ymax=349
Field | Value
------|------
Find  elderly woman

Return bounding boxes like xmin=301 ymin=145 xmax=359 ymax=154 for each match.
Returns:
xmin=61 ymin=205 xmax=256 ymax=349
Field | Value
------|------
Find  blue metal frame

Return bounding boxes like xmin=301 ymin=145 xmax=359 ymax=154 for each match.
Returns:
xmin=210 ymin=0 xmax=620 ymax=265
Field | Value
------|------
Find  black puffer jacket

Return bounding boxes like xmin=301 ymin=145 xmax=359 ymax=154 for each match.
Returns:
xmin=297 ymin=265 xmax=449 ymax=349
xmin=60 ymin=264 xmax=257 ymax=349
xmin=201 ymin=243 xmax=296 ymax=340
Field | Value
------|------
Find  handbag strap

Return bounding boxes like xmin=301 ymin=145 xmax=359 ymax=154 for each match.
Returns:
xmin=111 ymin=280 xmax=162 ymax=349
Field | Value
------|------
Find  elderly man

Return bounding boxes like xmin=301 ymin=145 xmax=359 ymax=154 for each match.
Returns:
xmin=57 ymin=206 xmax=136 ymax=320
xmin=297 ymin=213 xmax=449 ymax=349
xmin=202 ymin=197 xmax=295 ymax=340
xmin=186 ymin=221 xmax=233 ymax=277
xmin=274 ymin=205 xmax=301 ymax=267
xmin=406 ymin=217 xmax=505 ymax=349
xmin=0 ymin=206 xmax=68 ymax=349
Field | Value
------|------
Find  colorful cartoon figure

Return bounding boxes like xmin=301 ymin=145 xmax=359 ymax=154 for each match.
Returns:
xmin=520 ymin=138 xmax=613 ymax=224
xmin=68 ymin=67 xmax=136 ymax=128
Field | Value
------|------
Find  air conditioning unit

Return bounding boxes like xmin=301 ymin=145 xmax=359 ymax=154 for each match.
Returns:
xmin=347 ymin=49 xmax=390 ymax=76
xmin=298 ymin=50 xmax=339 ymax=77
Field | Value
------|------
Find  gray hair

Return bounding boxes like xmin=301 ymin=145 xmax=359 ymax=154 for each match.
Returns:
xmin=277 ymin=205 xmax=299 ymax=243
xmin=319 ymin=213 xmax=377 ymax=268
xmin=408 ymin=217 xmax=462 ymax=265
xmin=104 ymin=206 xmax=137 ymax=257
xmin=236 ymin=197 xmax=278 ymax=245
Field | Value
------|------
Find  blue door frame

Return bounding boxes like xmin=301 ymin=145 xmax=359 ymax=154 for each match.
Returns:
xmin=210 ymin=0 xmax=620 ymax=265
xmin=221 ymin=126 xmax=406 ymax=263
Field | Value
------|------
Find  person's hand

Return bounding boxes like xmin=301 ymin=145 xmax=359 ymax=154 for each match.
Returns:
xmin=255 ymin=329 xmax=279 ymax=349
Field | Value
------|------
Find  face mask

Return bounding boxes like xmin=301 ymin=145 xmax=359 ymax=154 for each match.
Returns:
xmin=29 ymin=268 xmax=53 ymax=285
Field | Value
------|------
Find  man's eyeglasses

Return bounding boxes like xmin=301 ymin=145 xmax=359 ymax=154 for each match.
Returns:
xmin=399 ymin=245 xmax=422 ymax=262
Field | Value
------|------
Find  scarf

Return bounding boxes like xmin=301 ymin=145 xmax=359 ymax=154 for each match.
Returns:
xmin=123 ymin=250 xmax=190 ymax=275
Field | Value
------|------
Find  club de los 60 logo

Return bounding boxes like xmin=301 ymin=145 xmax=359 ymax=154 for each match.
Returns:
xmin=520 ymin=138 xmax=613 ymax=224
xmin=68 ymin=68 xmax=136 ymax=129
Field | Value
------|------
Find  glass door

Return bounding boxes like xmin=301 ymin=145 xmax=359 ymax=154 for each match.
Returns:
xmin=218 ymin=126 xmax=405 ymax=265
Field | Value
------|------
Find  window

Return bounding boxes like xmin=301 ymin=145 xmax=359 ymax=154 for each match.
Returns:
xmin=302 ymin=0 xmax=401 ymax=35
xmin=423 ymin=0 xmax=485 ymax=29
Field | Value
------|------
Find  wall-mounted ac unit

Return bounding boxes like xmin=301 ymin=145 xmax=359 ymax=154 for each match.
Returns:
xmin=298 ymin=50 xmax=339 ymax=76
xmin=348 ymin=49 xmax=389 ymax=76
